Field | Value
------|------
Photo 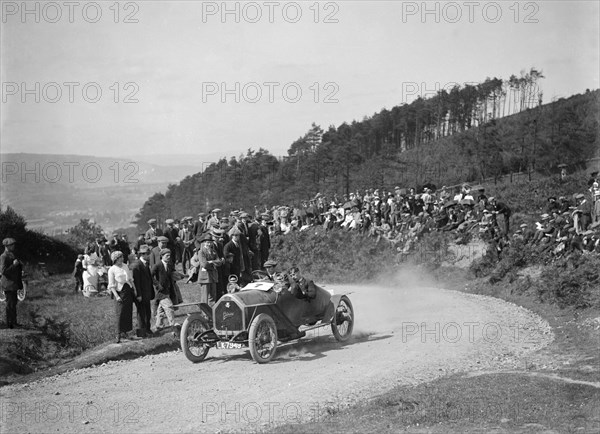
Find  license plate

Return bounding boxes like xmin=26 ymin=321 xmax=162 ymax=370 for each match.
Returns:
xmin=216 ymin=341 xmax=243 ymax=349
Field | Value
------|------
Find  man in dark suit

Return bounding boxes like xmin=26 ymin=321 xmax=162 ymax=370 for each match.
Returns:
xmin=151 ymin=249 xmax=176 ymax=332
xmin=145 ymin=219 xmax=163 ymax=248
xmin=1 ymin=238 xmax=23 ymax=328
xmin=94 ymin=237 xmax=112 ymax=266
xmin=235 ymin=213 xmax=253 ymax=275
xmin=131 ymin=245 xmax=155 ymax=337
xmin=179 ymin=218 xmax=194 ymax=273
xmin=223 ymin=228 xmax=245 ymax=283
xmin=245 ymin=213 xmax=261 ymax=270
xmin=163 ymin=219 xmax=180 ymax=261
xmin=259 ymin=214 xmax=271 ymax=268
xmin=193 ymin=213 xmax=207 ymax=237
xmin=489 ymin=197 xmax=512 ymax=235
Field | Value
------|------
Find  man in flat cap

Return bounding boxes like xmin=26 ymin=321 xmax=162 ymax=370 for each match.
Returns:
xmin=1 ymin=238 xmax=23 ymax=328
xmin=207 ymin=209 xmax=221 ymax=230
xmin=163 ymin=219 xmax=180 ymax=262
xmin=149 ymin=236 xmax=169 ymax=269
xmin=223 ymin=227 xmax=247 ymax=284
xmin=192 ymin=213 xmax=205 ymax=238
xmin=258 ymin=214 xmax=271 ymax=269
xmin=243 ymin=213 xmax=261 ymax=271
xmin=263 ymin=259 xmax=279 ymax=281
xmin=94 ymin=236 xmax=112 ymax=266
xmin=151 ymin=248 xmax=176 ymax=333
xmin=145 ymin=218 xmax=163 ymax=248
xmin=179 ymin=218 xmax=195 ymax=274
xmin=131 ymin=244 xmax=155 ymax=337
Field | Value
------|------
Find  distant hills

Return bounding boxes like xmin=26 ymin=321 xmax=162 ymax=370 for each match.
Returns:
xmin=0 ymin=153 xmax=202 ymax=232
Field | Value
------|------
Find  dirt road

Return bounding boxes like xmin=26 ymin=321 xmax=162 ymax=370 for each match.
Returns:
xmin=0 ymin=283 xmax=552 ymax=433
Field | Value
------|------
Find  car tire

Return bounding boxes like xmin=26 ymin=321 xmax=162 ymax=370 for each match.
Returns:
xmin=180 ymin=313 xmax=211 ymax=363
xmin=331 ymin=295 xmax=354 ymax=342
xmin=248 ymin=313 xmax=278 ymax=364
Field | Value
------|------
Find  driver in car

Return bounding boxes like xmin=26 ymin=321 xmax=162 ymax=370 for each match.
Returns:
xmin=263 ymin=260 xmax=279 ymax=280
xmin=288 ymin=267 xmax=316 ymax=300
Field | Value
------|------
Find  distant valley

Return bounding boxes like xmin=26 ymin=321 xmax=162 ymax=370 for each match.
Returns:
xmin=0 ymin=153 xmax=202 ymax=233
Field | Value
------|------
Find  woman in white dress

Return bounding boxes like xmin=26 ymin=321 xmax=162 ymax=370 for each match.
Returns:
xmin=107 ymin=251 xmax=140 ymax=343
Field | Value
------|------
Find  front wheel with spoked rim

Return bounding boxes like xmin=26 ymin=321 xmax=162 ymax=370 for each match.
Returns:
xmin=331 ymin=295 xmax=354 ymax=342
xmin=248 ymin=313 xmax=278 ymax=363
xmin=180 ymin=313 xmax=211 ymax=363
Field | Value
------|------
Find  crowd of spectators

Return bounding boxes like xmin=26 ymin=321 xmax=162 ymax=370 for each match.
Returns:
xmin=70 ymin=172 xmax=599 ymax=339
xmin=255 ymin=173 xmax=600 ymax=260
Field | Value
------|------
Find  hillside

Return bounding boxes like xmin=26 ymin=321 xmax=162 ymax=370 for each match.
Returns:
xmin=133 ymin=86 xmax=599 ymax=228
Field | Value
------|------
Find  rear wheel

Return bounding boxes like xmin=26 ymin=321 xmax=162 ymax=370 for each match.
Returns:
xmin=331 ymin=295 xmax=354 ymax=342
xmin=180 ymin=313 xmax=211 ymax=363
xmin=248 ymin=313 xmax=278 ymax=363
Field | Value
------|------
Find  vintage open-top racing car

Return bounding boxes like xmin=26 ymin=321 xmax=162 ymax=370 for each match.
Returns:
xmin=178 ymin=272 xmax=354 ymax=364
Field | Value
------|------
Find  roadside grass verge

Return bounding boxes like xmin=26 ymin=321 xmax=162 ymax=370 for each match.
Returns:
xmin=1 ymin=273 xmax=196 ymax=377
xmin=268 ymin=372 xmax=600 ymax=433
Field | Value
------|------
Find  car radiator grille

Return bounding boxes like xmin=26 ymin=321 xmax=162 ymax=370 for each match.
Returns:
xmin=214 ymin=300 xmax=244 ymax=331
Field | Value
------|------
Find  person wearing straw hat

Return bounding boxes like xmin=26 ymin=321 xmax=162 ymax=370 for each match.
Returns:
xmin=1 ymin=238 xmax=23 ymax=329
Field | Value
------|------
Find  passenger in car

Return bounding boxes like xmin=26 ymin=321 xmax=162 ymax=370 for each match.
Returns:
xmin=288 ymin=267 xmax=316 ymax=300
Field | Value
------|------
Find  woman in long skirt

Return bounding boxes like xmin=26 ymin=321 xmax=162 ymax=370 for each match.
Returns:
xmin=108 ymin=251 xmax=140 ymax=343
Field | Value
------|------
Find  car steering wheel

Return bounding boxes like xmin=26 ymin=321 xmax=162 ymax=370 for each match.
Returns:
xmin=251 ymin=270 xmax=270 ymax=281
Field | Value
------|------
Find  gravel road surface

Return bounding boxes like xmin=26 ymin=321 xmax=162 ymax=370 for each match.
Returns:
xmin=0 ymin=283 xmax=552 ymax=433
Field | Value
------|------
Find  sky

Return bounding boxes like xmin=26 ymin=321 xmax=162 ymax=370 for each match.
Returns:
xmin=1 ymin=0 xmax=599 ymax=164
